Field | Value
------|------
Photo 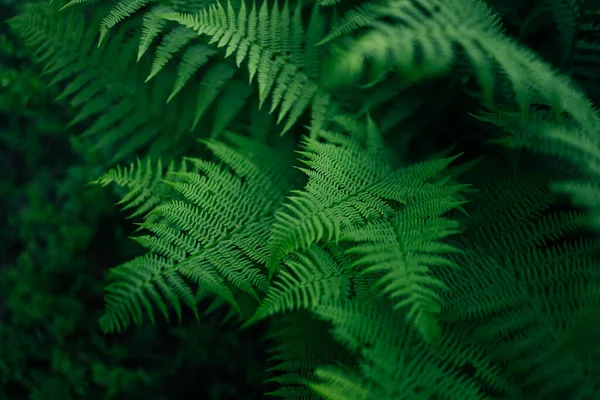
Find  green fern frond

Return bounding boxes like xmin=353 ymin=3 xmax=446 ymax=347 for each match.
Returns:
xmin=312 ymin=299 xmax=513 ymax=399
xmin=99 ymin=253 xmax=204 ymax=333
xmin=268 ymin=128 xmax=465 ymax=277
xmin=167 ymin=43 xmax=217 ymax=101
xmin=146 ymin=26 xmax=199 ymax=82
xmin=247 ymin=245 xmax=351 ymax=325
xmin=324 ymin=0 xmax=600 ymax=130
xmin=99 ymin=0 xmax=153 ymax=46
xmin=211 ymin=79 xmax=254 ymax=137
xmin=9 ymin=7 xmax=201 ymax=162
xmin=476 ymin=106 xmax=600 ymax=231
xmin=310 ymin=366 xmax=369 ymax=400
xmin=160 ymin=0 xmax=338 ymax=134
xmin=341 ymin=200 xmax=463 ymax=346
xmin=98 ymin=134 xmax=296 ymax=332
xmin=59 ymin=0 xmax=90 ymax=11
xmin=138 ymin=4 xmax=172 ymax=60
xmin=553 ymin=180 xmax=600 ymax=230
xmin=190 ymin=62 xmax=238 ymax=129
xmin=90 ymin=157 xmax=189 ymax=220
xmin=265 ymin=311 xmax=355 ymax=400
xmin=439 ymin=172 xmax=600 ymax=398
xmin=318 ymin=2 xmax=384 ymax=45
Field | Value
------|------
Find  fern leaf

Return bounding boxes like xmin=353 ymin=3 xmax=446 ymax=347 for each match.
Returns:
xmin=138 ymin=4 xmax=171 ymax=61
xmin=341 ymin=202 xmax=463 ymax=346
xmin=90 ymin=157 xmax=188 ymax=220
xmin=161 ymin=0 xmax=339 ymax=133
xmin=268 ymin=128 xmax=464 ymax=277
xmin=246 ymin=246 xmax=351 ymax=325
xmin=146 ymin=26 xmax=198 ymax=82
xmin=167 ymin=44 xmax=217 ymax=102
xmin=9 ymin=7 xmax=201 ymax=162
xmin=191 ymin=62 xmax=237 ymax=129
xmin=98 ymin=0 xmax=152 ymax=46
xmin=98 ymin=134 xmax=296 ymax=332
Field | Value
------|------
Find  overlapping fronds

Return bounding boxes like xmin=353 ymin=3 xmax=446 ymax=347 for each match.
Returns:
xmin=161 ymin=0 xmax=339 ymax=134
xmin=268 ymin=128 xmax=466 ymax=276
xmin=98 ymin=133 xmax=296 ymax=332
xmin=8 ymin=5 xmax=201 ymax=162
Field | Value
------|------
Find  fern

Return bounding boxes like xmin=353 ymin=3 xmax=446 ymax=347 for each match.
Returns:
xmin=477 ymin=105 xmax=600 ymax=231
xmin=13 ymin=0 xmax=600 ymax=398
xmin=311 ymin=299 xmax=514 ymax=399
xmin=440 ymin=172 xmax=600 ymax=398
xmin=9 ymin=5 xmax=201 ymax=162
xmin=247 ymin=245 xmax=351 ymax=324
xmin=341 ymin=201 xmax=463 ymax=346
xmin=265 ymin=311 xmax=355 ymax=400
xmin=160 ymin=0 xmax=340 ymax=134
xmin=98 ymin=133 xmax=297 ymax=332
xmin=90 ymin=157 xmax=189 ymax=219
xmin=268 ymin=129 xmax=466 ymax=276
xmin=324 ymin=0 xmax=599 ymax=132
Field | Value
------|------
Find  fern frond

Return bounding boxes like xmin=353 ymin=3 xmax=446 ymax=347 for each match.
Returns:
xmin=9 ymin=7 xmax=201 ymax=163
xmin=265 ymin=311 xmax=354 ymax=399
xmin=146 ymin=26 xmax=199 ymax=82
xmin=324 ymin=0 xmax=600 ymax=131
xmin=341 ymin=200 xmax=463 ymax=346
xmin=138 ymin=4 xmax=172 ymax=60
xmin=313 ymin=299 xmax=514 ymax=399
xmin=90 ymin=157 xmax=188 ymax=220
xmin=161 ymin=0 xmax=339 ymax=134
xmin=476 ymin=106 xmax=600 ymax=231
xmin=439 ymin=172 xmax=600 ymax=398
xmin=59 ymin=0 xmax=90 ymax=11
xmin=99 ymin=0 xmax=152 ymax=46
xmin=247 ymin=245 xmax=351 ymax=325
xmin=268 ymin=128 xmax=465 ymax=277
xmin=318 ymin=2 xmax=384 ymax=45
xmin=167 ymin=43 xmax=217 ymax=101
xmin=98 ymin=134 xmax=296 ymax=332
xmin=211 ymin=79 xmax=254 ymax=137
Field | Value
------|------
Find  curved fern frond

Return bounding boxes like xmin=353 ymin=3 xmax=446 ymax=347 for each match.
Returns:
xmin=98 ymin=133 xmax=297 ymax=332
xmin=98 ymin=0 xmax=153 ymax=45
xmin=312 ymin=299 xmax=514 ymax=399
xmin=9 ymin=6 xmax=201 ymax=163
xmin=265 ymin=311 xmax=355 ymax=400
xmin=59 ymin=0 xmax=91 ymax=11
xmin=324 ymin=0 xmax=600 ymax=131
xmin=341 ymin=200 xmax=463 ymax=346
xmin=268 ymin=128 xmax=465 ymax=277
xmin=90 ymin=157 xmax=189 ymax=219
xmin=246 ymin=245 xmax=351 ymax=325
xmin=167 ymin=43 xmax=218 ymax=101
xmin=439 ymin=172 xmax=600 ymax=398
xmin=146 ymin=26 xmax=199 ymax=82
xmin=138 ymin=4 xmax=172 ymax=60
xmin=161 ymin=0 xmax=339 ymax=134
xmin=477 ymin=106 xmax=600 ymax=231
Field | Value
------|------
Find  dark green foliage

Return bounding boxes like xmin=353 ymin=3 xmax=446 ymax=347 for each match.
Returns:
xmin=4 ymin=0 xmax=600 ymax=398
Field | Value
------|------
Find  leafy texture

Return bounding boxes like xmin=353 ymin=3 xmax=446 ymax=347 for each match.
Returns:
xmin=268 ymin=130 xmax=465 ymax=276
xmin=9 ymin=5 xmax=201 ymax=163
xmin=98 ymin=134 xmax=296 ymax=332
xmin=10 ymin=0 xmax=600 ymax=399
xmin=91 ymin=157 xmax=189 ymax=219
xmin=161 ymin=0 xmax=338 ymax=134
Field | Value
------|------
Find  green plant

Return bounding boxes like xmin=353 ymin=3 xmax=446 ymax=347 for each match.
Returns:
xmin=7 ymin=0 xmax=600 ymax=398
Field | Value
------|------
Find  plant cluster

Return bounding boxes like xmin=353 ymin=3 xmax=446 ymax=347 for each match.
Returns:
xmin=6 ymin=0 xmax=600 ymax=398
